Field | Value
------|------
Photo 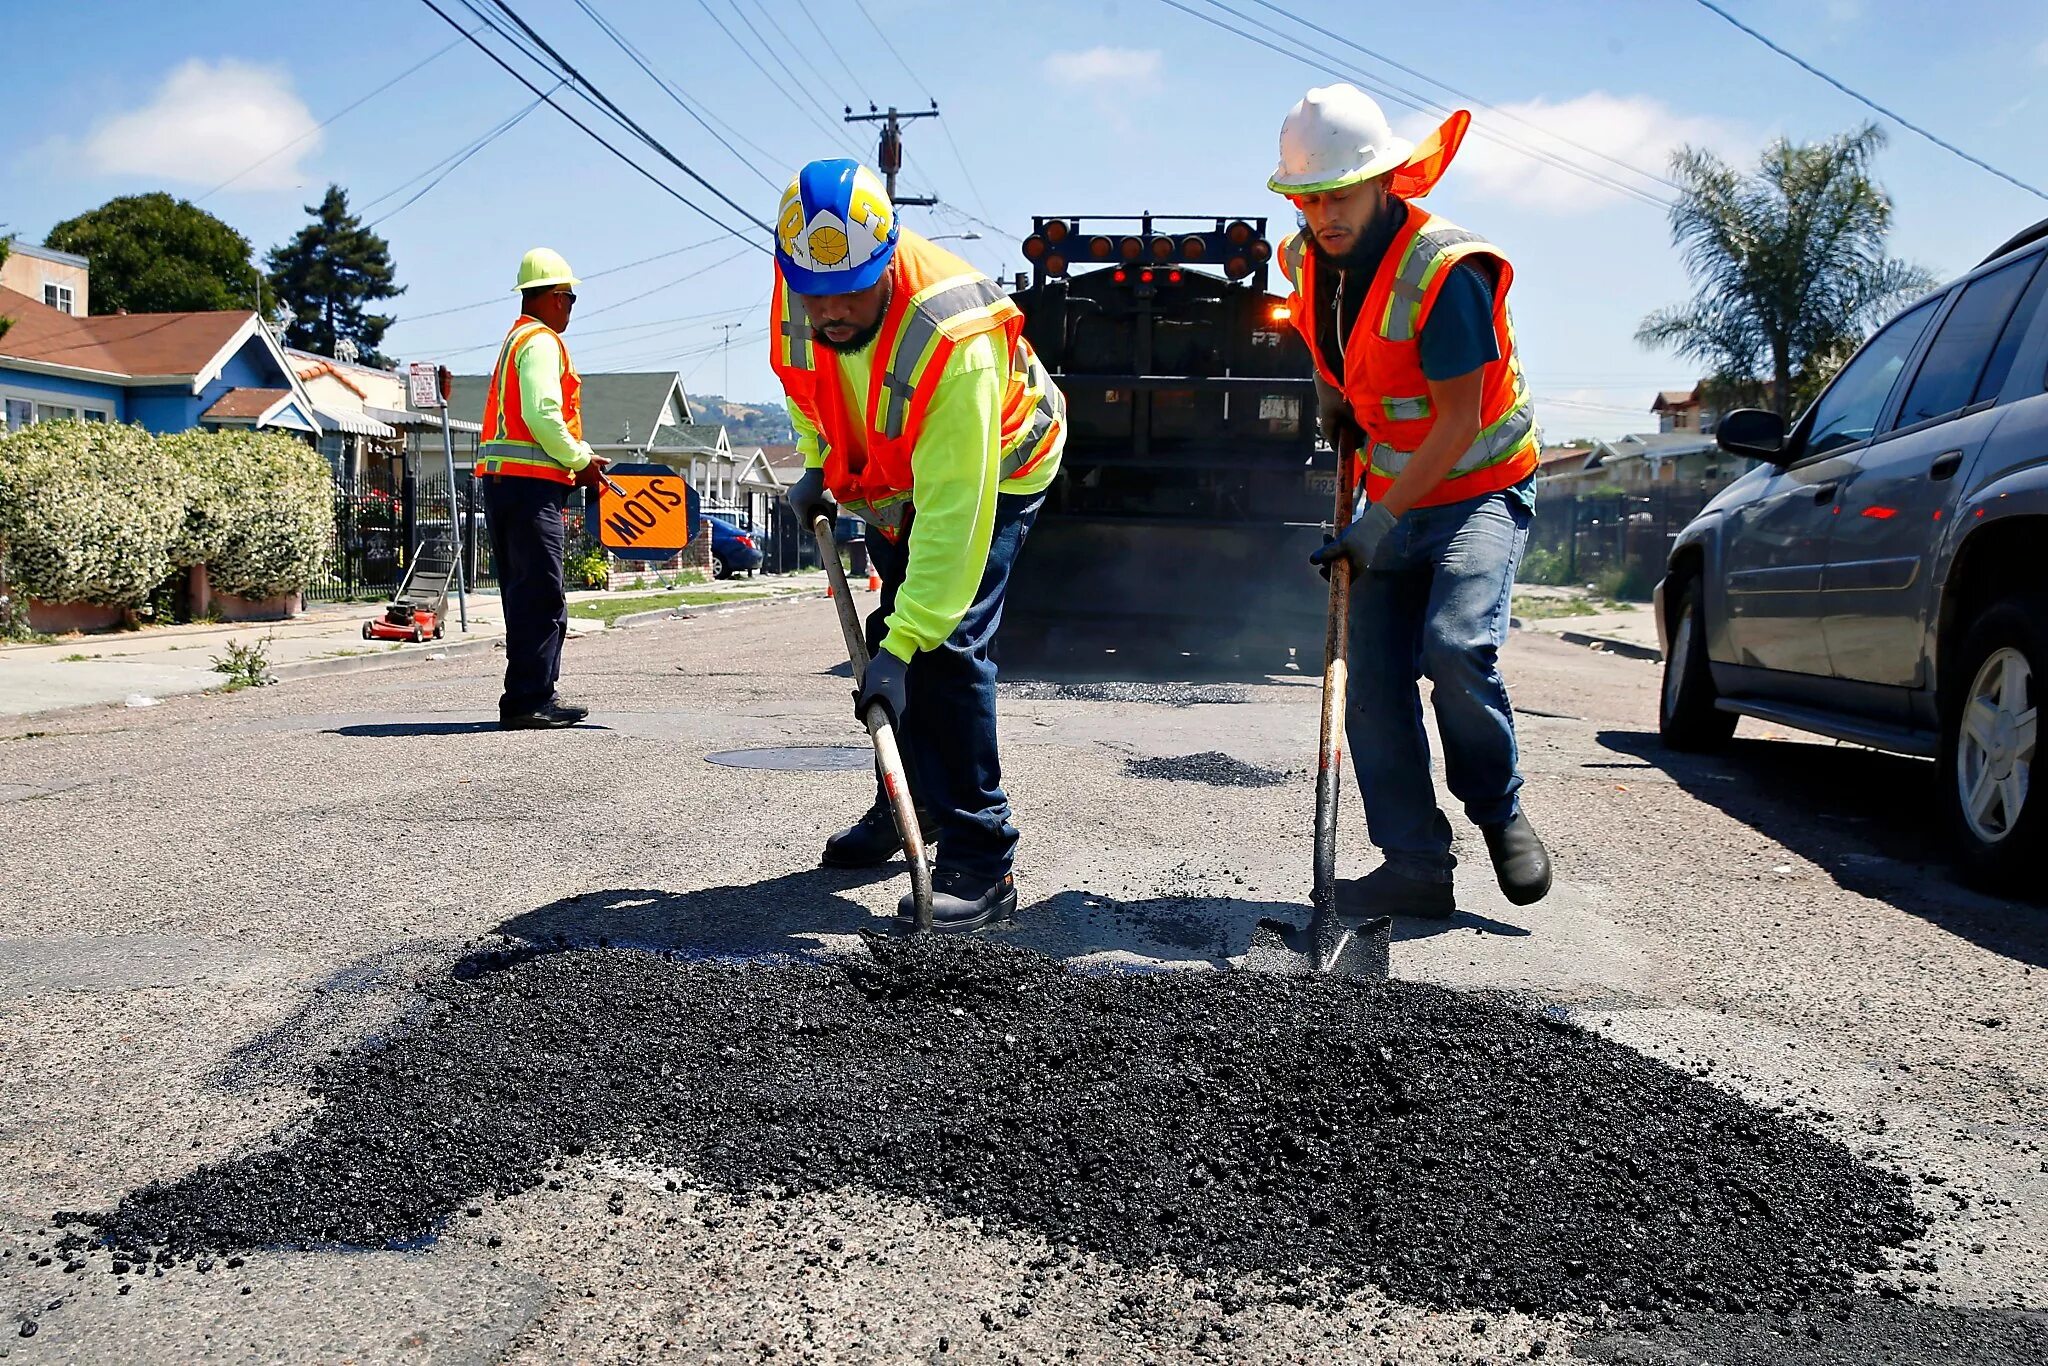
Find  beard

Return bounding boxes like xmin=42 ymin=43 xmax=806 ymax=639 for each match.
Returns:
xmin=813 ymin=313 xmax=886 ymax=355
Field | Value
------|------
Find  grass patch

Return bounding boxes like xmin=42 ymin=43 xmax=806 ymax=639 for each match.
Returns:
xmin=59 ymin=652 xmax=91 ymax=662
xmin=567 ymin=588 xmax=773 ymax=627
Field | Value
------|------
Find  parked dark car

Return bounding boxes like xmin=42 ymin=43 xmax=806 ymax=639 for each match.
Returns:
xmin=1656 ymin=218 xmax=2048 ymax=894
xmin=707 ymin=514 xmax=762 ymax=579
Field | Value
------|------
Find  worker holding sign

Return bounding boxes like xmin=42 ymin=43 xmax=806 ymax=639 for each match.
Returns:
xmin=770 ymin=159 xmax=1066 ymax=931
xmin=478 ymin=248 xmax=611 ymax=730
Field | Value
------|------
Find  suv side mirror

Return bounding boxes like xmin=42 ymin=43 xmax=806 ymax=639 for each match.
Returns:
xmin=1717 ymin=407 xmax=1787 ymax=460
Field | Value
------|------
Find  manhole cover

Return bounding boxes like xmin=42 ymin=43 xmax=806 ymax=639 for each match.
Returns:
xmin=705 ymin=746 xmax=871 ymax=771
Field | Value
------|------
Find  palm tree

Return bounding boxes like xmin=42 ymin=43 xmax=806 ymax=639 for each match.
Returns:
xmin=1637 ymin=123 xmax=1934 ymax=419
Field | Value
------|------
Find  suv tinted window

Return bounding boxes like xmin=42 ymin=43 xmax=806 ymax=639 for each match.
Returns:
xmin=1805 ymin=297 xmax=1939 ymax=456
xmin=1973 ymin=252 xmax=2048 ymax=404
xmin=1893 ymin=254 xmax=2043 ymax=428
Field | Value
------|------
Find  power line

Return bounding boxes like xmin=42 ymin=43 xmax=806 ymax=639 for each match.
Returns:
xmin=1240 ymin=0 xmax=1681 ymax=196
xmin=1691 ymin=0 xmax=2047 ymax=202
xmin=390 ymin=235 xmax=728 ymax=331
xmin=1155 ymin=0 xmax=1672 ymax=211
xmin=571 ymin=0 xmax=782 ymax=189
xmin=793 ymin=0 xmax=872 ymax=106
xmin=848 ymin=0 xmax=931 ymax=102
xmin=365 ymin=87 xmax=558 ymax=228
xmin=722 ymin=0 xmax=866 ymax=149
xmin=416 ymin=0 xmax=771 ymax=249
xmin=739 ymin=0 xmax=854 ymax=112
xmin=690 ymin=0 xmax=864 ymax=160
xmin=474 ymin=0 xmax=777 ymax=231
xmin=197 ymin=31 xmax=472 ymax=202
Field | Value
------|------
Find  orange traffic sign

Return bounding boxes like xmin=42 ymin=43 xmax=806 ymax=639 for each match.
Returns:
xmin=597 ymin=466 xmax=698 ymax=554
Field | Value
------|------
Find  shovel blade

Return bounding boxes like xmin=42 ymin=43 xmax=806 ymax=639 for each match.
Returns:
xmin=1243 ymin=912 xmax=1391 ymax=979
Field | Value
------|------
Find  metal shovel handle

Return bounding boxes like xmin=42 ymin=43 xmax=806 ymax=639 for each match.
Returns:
xmin=813 ymin=514 xmax=934 ymax=931
xmin=1312 ymin=430 xmax=1358 ymax=919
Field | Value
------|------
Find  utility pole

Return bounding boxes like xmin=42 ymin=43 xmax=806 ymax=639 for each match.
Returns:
xmin=716 ymin=321 xmax=744 ymax=400
xmin=844 ymin=101 xmax=938 ymax=206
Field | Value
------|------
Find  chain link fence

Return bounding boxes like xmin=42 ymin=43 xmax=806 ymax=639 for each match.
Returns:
xmin=1521 ymin=486 xmax=1715 ymax=600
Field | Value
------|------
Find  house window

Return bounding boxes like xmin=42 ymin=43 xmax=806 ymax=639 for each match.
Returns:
xmin=43 ymin=283 xmax=74 ymax=315
xmin=4 ymin=399 xmax=31 ymax=432
xmin=83 ymin=409 xmax=108 ymax=423
xmin=34 ymin=403 xmax=79 ymax=423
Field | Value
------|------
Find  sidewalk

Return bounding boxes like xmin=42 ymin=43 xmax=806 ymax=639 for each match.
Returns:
xmin=1508 ymin=584 xmax=1663 ymax=661
xmin=0 ymin=575 xmax=821 ymax=719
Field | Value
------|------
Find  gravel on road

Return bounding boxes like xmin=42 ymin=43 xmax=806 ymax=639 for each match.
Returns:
xmin=76 ymin=934 xmax=1923 ymax=1333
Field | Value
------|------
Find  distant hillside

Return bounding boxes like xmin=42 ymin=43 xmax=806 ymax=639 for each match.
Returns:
xmin=692 ymin=395 xmax=793 ymax=447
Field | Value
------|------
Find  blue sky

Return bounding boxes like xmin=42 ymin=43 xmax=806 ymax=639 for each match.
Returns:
xmin=5 ymin=0 xmax=2045 ymax=438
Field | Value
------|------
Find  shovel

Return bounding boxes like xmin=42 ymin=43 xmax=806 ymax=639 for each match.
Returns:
xmin=813 ymin=514 xmax=935 ymax=932
xmin=1243 ymin=429 xmax=1391 ymax=979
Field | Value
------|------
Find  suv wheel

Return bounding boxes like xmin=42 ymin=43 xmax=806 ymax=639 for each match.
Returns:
xmin=1940 ymin=597 xmax=2042 ymax=896
xmin=1659 ymin=576 xmax=1737 ymax=752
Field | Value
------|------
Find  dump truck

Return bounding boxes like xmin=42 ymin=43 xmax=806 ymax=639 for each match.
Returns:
xmin=1002 ymin=214 xmax=1329 ymax=664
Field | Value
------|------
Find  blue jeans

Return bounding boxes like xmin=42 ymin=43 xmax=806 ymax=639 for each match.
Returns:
xmin=1347 ymin=478 xmax=1531 ymax=882
xmin=863 ymin=490 xmax=1045 ymax=883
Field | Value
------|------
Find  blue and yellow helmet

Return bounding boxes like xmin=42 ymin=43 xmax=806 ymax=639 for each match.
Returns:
xmin=775 ymin=158 xmax=898 ymax=296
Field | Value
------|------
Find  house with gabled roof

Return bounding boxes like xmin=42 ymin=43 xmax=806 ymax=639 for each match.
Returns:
xmin=0 ymin=285 xmax=322 ymax=439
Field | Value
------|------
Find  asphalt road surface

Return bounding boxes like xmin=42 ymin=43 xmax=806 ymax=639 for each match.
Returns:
xmin=2 ymin=595 xmax=2043 ymax=1364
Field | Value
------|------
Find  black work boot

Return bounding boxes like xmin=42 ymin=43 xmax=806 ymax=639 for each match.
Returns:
xmin=900 ymin=868 xmax=1017 ymax=933
xmin=500 ymin=699 xmax=588 ymax=730
xmin=821 ymin=806 xmax=933 ymax=869
xmin=1480 ymin=811 xmax=1552 ymax=906
xmin=1338 ymin=864 xmax=1456 ymax=920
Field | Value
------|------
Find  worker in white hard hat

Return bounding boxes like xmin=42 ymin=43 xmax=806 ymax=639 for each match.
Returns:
xmin=1268 ymin=85 xmax=1551 ymax=917
xmin=477 ymin=247 xmax=610 ymax=729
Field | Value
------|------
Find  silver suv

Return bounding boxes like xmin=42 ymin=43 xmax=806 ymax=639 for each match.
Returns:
xmin=1657 ymin=218 xmax=2047 ymax=895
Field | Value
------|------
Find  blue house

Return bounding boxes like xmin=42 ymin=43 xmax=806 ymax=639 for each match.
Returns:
xmin=0 ymin=284 xmax=321 ymax=437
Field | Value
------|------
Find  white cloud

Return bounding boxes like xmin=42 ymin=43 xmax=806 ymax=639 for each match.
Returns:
xmin=1404 ymin=93 xmax=1743 ymax=214
xmin=78 ymin=59 xmax=320 ymax=190
xmin=1042 ymin=47 xmax=1162 ymax=91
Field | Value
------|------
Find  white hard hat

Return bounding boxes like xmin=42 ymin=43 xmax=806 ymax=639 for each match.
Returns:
xmin=1268 ymin=84 xmax=1415 ymax=195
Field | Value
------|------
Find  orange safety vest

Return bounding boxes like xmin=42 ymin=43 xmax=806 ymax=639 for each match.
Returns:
xmin=1277 ymin=205 xmax=1537 ymax=509
xmin=477 ymin=316 xmax=583 ymax=485
xmin=767 ymin=231 xmax=1064 ymax=540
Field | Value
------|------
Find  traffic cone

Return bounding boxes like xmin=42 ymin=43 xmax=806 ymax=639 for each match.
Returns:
xmin=825 ymin=580 xmax=834 ymax=598
xmin=866 ymin=569 xmax=882 ymax=592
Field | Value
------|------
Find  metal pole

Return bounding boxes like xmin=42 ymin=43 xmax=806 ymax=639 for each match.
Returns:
xmin=437 ymin=394 xmax=468 ymax=631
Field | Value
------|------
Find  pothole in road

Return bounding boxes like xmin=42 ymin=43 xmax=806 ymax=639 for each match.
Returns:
xmin=70 ymin=935 xmax=1938 ymax=1340
xmin=1124 ymin=752 xmax=1291 ymax=788
xmin=704 ymin=746 xmax=871 ymax=772
xmin=999 ymin=681 xmax=1250 ymax=707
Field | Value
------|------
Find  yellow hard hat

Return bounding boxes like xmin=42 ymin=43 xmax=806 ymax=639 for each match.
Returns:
xmin=514 ymin=247 xmax=580 ymax=292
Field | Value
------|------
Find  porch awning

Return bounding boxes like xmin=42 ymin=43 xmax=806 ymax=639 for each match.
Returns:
xmin=313 ymin=404 xmax=398 ymax=438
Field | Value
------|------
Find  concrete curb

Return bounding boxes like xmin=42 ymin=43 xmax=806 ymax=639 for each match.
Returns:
xmin=269 ymin=634 xmax=502 ymax=684
xmin=1557 ymin=630 xmax=1662 ymax=663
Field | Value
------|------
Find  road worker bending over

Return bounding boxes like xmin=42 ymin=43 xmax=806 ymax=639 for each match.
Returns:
xmin=1271 ymin=86 xmax=1552 ymax=916
xmin=770 ymin=159 xmax=1066 ymax=931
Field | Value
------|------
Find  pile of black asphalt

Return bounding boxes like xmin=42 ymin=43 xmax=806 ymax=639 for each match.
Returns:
xmin=998 ymin=681 xmax=1249 ymax=707
xmin=1124 ymin=752 xmax=1292 ymax=788
xmin=71 ymin=935 xmax=1930 ymax=1334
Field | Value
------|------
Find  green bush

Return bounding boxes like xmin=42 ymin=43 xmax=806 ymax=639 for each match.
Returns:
xmin=1594 ymin=562 xmax=1659 ymax=603
xmin=164 ymin=429 xmax=334 ymax=598
xmin=564 ymin=538 xmax=609 ymax=590
xmin=1517 ymin=545 xmax=1571 ymax=586
xmin=0 ymin=419 xmax=185 ymax=607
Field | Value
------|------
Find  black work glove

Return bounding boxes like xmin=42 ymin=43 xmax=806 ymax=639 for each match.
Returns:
xmin=788 ymin=466 xmax=836 ymax=529
xmin=1311 ymin=502 xmax=1396 ymax=581
xmin=855 ymin=647 xmax=909 ymax=726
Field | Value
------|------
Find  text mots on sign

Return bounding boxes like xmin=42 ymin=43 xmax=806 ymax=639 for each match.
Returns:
xmin=597 ymin=464 xmax=700 ymax=556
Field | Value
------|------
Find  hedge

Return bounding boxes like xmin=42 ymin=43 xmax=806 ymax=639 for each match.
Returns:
xmin=0 ymin=421 xmax=334 ymax=608
xmin=0 ymin=419 xmax=185 ymax=608
xmin=160 ymin=428 xmax=333 ymax=598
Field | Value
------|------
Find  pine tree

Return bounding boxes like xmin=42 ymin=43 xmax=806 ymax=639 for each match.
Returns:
xmin=264 ymin=186 xmax=405 ymax=364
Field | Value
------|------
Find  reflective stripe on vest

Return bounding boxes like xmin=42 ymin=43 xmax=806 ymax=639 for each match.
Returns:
xmin=841 ymin=491 xmax=912 ymax=532
xmin=1367 ymin=395 xmax=1537 ymax=481
xmin=1381 ymin=226 xmax=1486 ymax=343
xmin=1381 ymin=393 xmax=1432 ymax=422
xmin=877 ymin=274 xmax=1013 ymax=439
xmin=477 ymin=318 xmax=581 ymax=484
